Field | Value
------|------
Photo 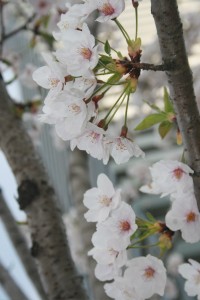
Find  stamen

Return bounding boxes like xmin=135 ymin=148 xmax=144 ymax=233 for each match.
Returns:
xmin=100 ymin=3 xmax=115 ymax=16
xmin=80 ymin=48 xmax=92 ymax=60
xmin=186 ymin=211 xmax=197 ymax=223
xmin=119 ymin=220 xmax=131 ymax=232
xmin=144 ymin=266 xmax=155 ymax=279
xmin=173 ymin=167 xmax=184 ymax=180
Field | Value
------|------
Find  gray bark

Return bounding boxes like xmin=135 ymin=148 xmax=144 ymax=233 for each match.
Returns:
xmin=0 ymin=74 xmax=88 ymax=300
xmin=151 ymin=0 xmax=200 ymax=208
xmin=0 ymin=190 xmax=48 ymax=300
xmin=0 ymin=262 xmax=28 ymax=300
xmin=69 ymin=149 xmax=110 ymax=300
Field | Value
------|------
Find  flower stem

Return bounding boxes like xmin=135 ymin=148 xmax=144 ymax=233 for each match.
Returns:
xmin=96 ymin=38 xmax=119 ymax=55
xmin=135 ymin=6 xmax=138 ymax=40
xmin=124 ymin=91 xmax=131 ymax=127
xmin=114 ymin=19 xmax=131 ymax=44
xmin=104 ymin=85 xmax=130 ymax=127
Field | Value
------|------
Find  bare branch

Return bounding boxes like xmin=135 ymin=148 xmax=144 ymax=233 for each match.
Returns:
xmin=0 ymin=190 xmax=48 ymax=300
xmin=0 ymin=13 xmax=35 ymax=44
xmin=151 ymin=0 xmax=200 ymax=208
xmin=0 ymin=262 xmax=28 ymax=300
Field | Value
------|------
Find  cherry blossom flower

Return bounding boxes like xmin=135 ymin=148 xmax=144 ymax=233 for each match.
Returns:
xmin=109 ymin=136 xmax=145 ymax=164
xmin=141 ymin=160 xmax=194 ymax=197
xmin=66 ymin=71 xmax=97 ymax=99
xmin=95 ymin=262 xmax=122 ymax=282
xmin=165 ymin=192 xmax=200 ymax=243
xmin=57 ymin=3 xmax=92 ymax=31
xmin=83 ymin=173 xmax=121 ymax=223
xmin=32 ymin=53 xmax=67 ymax=92
xmin=97 ymin=202 xmax=137 ymax=250
xmin=89 ymin=241 xmax=127 ymax=267
xmin=55 ymin=23 xmax=99 ymax=76
xmin=89 ymin=225 xmax=127 ymax=266
xmin=95 ymin=0 xmax=125 ymax=22
xmin=139 ymin=181 xmax=161 ymax=195
xmin=39 ymin=89 xmax=94 ymax=140
xmin=104 ymin=277 xmax=142 ymax=300
xmin=70 ymin=123 xmax=109 ymax=162
xmin=179 ymin=259 xmax=200 ymax=299
xmin=124 ymin=254 xmax=167 ymax=299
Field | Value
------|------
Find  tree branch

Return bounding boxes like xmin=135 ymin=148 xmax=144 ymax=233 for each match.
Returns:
xmin=151 ymin=0 xmax=200 ymax=208
xmin=0 ymin=262 xmax=28 ymax=300
xmin=0 ymin=190 xmax=48 ymax=300
xmin=0 ymin=13 xmax=35 ymax=44
xmin=0 ymin=74 xmax=88 ymax=300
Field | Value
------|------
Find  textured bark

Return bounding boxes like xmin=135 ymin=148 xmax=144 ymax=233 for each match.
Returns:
xmin=69 ymin=149 xmax=110 ymax=300
xmin=151 ymin=0 xmax=200 ymax=208
xmin=0 ymin=190 xmax=48 ymax=300
xmin=0 ymin=75 xmax=88 ymax=300
xmin=0 ymin=262 xmax=28 ymax=300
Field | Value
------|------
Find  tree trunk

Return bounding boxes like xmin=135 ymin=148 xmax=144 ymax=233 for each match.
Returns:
xmin=0 ymin=262 xmax=28 ymax=300
xmin=151 ymin=0 xmax=200 ymax=208
xmin=0 ymin=74 xmax=88 ymax=300
xmin=0 ymin=190 xmax=48 ymax=300
xmin=69 ymin=149 xmax=110 ymax=300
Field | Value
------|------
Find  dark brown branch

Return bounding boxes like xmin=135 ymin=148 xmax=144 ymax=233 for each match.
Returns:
xmin=151 ymin=0 xmax=200 ymax=208
xmin=131 ymin=62 xmax=174 ymax=72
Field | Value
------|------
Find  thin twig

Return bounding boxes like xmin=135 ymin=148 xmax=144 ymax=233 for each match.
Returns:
xmin=0 ymin=13 xmax=36 ymax=43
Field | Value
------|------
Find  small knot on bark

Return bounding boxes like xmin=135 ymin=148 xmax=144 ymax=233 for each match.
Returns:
xmin=31 ymin=241 xmax=40 ymax=257
xmin=17 ymin=179 xmax=40 ymax=209
xmin=192 ymin=171 xmax=200 ymax=178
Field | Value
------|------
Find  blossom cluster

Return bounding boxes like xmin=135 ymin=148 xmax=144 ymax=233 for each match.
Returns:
xmin=32 ymin=0 xmax=145 ymax=165
xmin=140 ymin=159 xmax=200 ymax=243
xmin=84 ymin=173 xmax=167 ymax=299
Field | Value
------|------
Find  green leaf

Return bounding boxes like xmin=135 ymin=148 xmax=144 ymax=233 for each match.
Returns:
xmin=144 ymin=100 xmax=163 ymax=113
xmin=117 ymin=51 xmax=123 ymax=59
xmin=135 ymin=113 xmax=167 ymax=131
xmin=163 ymin=87 xmax=174 ymax=113
xmin=104 ymin=40 xmax=111 ymax=55
xmin=158 ymin=121 xmax=173 ymax=139
xmin=99 ymin=54 xmax=113 ymax=64
xmin=145 ymin=212 xmax=156 ymax=222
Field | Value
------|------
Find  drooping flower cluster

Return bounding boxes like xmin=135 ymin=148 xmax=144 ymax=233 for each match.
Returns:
xmin=84 ymin=173 xmax=167 ymax=299
xmin=32 ymin=0 xmax=145 ymax=164
xmin=140 ymin=160 xmax=200 ymax=243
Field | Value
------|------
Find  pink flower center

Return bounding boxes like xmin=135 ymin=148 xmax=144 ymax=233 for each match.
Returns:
xmin=68 ymin=104 xmax=81 ymax=113
xmin=144 ymin=266 xmax=155 ymax=279
xmin=99 ymin=195 xmax=112 ymax=206
xmin=49 ymin=78 xmax=60 ymax=88
xmin=119 ymin=220 xmax=131 ymax=232
xmin=87 ymin=131 xmax=100 ymax=143
xmin=186 ymin=211 xmax=197 ymax=223
xmin=116 ymin=139 xmax=127 ymax=151
xmin=39 ymin=0 xmax=48 ymax=9
xmin=80 ymin=48 xmax=92 ymax=60
xmin=173 ymin=167 xmax=184 ymax=180
xmin=100 ymin=3 xmax=115 ymax=16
